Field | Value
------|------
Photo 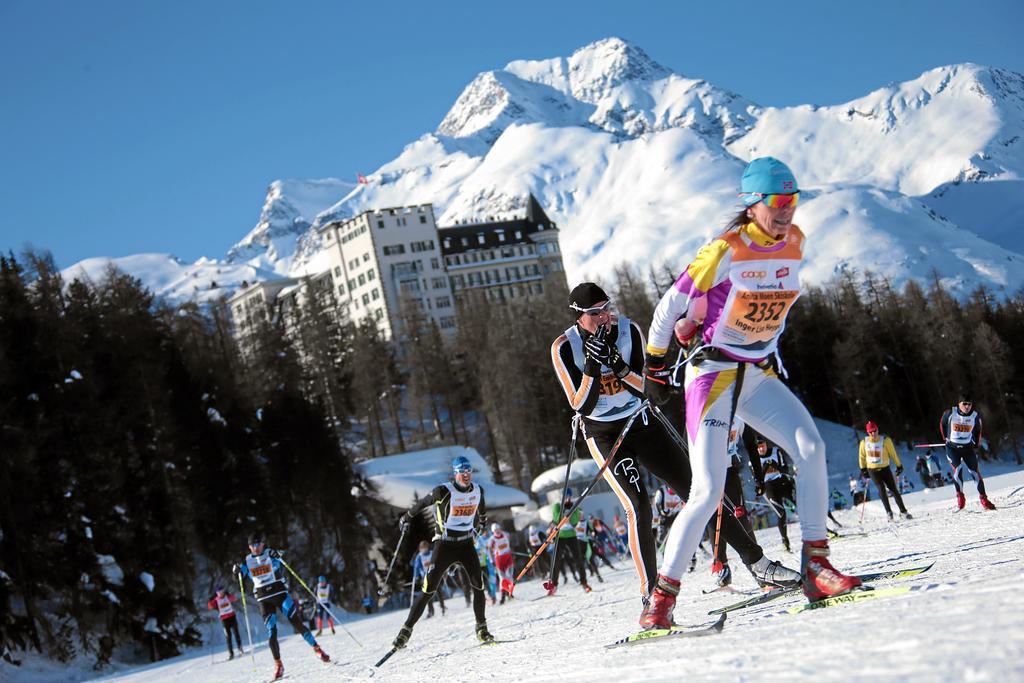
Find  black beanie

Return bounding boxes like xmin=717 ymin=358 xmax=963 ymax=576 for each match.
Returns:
xmin=568 ymin=282 xmax=609 ymax=311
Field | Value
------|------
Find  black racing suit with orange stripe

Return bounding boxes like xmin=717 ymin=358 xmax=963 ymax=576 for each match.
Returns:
xmin=551 ymin=319 xmax=763 ymax=599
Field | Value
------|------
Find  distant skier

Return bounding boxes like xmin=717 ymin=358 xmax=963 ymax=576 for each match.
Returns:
xmin=752 ymin=437 xmax=796 ymax=551
xmin=549 ymin=488 xmax=592 ymax=595
xmin=487 ymin=522 xmax=516 ymax=603
xmin=829 ymin=488 xmax=848 ymax=512
xmin=206 ymin=587 xmax=245 ymax=660
xmin=526 ymin=524 xmax=549 ymax=577
xmin=940 ymin=394 xmax=996 ymax=510
xmin=589 ymin=517 xmax=617 ymax=566
xmin=233 ymin=534 xmax=329 ymax=680
xmin=412 ymin=540 xmax=445 ymax=618
xmin=388 ymin=455 xmax=495 ymax=651
xmin=653 ymin=485 xmax=684 ymax=547
xmin=612 ymin=514 xmax=629 ymax=554
xmin=858 ymin=421 xmax=912 ymax=520
xmin=313 ymin=576 xmax=336 ymax=636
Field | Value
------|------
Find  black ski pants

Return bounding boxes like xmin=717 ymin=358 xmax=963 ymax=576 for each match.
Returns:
xmin=220 ymin=614 xmax=243 ymax=655
xmin=404 ymin=539 xmax=485 ymax=628
xmin=868 ymin=467 xmax=908 ymax=515
xmin=764 ymin=477 xmax=795 ymax=545
xmin=945 ymin=443 xmax=987 ymax=496
xmin=582 ymin=415 xmax=764 ymax=598
xmin=550 ymin=535 xmax=588 ymax=587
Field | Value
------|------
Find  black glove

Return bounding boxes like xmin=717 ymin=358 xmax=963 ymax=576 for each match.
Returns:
xmin=399 ymin=515 xmax=411 ymax=533
xmin=578 ymin=326 xmax=605 ymax=376
xmin=860 ymin=468 xmax=869 ymax=479
xmin=895 ymin=466 xmax=903 ymax=476
xmin=267 ymin=548 xmax=280 ymax=559
xmin=643 ymin=354 xmax=673 ymax=405
xmin=232 ymin=563 xmax=242 ymax=579
xmin=583 ymin=325 xmax=612 ymax=364
xmin=754 ymin=482 xmax=765 ymax=497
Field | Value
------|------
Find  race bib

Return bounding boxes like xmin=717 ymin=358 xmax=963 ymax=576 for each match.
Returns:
xmin=720 ymin=289 xmax=798 ymax=345
xmin=599 ymin=373 xmax=625 ymax=396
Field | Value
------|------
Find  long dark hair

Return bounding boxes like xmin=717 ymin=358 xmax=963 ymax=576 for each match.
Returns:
xmin=726 ymin=208 xmax=749 ymax=231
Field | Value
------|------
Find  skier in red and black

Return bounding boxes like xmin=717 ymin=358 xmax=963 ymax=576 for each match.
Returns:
xmin=940 ymin=394 xmax=996 ymax=511
xmin=550 ymin=283 xmax=798 ymax=605
xmin=206 ymin=587 xmax=245 ymax=660
xmin=233 ymin=534 xmax=329 ymax=680
xmin=388 ymin=456 xmax=495 ymax=651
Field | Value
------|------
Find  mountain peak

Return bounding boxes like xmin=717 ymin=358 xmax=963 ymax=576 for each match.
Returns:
xmin=563 ymin=37 xmax=671 ymax=102
xmin=437 ymin=38 xmax=683 ymax=143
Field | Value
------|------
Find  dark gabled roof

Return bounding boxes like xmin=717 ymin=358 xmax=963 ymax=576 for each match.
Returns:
xmin=437 ymin=194 xmax=557 ymax=256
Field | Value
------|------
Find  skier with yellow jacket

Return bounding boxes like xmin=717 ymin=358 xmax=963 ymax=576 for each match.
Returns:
xmin=858 ymin=421 xmax=912 ymax=521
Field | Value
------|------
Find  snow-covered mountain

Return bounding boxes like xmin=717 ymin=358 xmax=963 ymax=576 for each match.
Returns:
xmin=64 ymin=38 xmax=1024 ymax=300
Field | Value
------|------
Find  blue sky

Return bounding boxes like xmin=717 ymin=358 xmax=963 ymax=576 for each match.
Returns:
xmin=2 ymin=0 xmax=1022 ymax=268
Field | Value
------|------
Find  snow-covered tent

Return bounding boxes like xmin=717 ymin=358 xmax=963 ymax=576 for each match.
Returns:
xmin=354 ymin=446 xmax=530 ymax=515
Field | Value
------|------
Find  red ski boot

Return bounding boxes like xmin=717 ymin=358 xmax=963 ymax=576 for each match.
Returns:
xmin=979 ymin=495 xmax=996 ymax=511
xmin=273 ymin=660 xmax=284 ymax=680
xmin=801 ymin=540 xmax=861 ymax=602
xmin=955 ymin=492 xmax=966 ymax=510
xmin=638 ymin=575 xmax=680 ymax=630
xmin=313 ymin=645 xmax=330 ymax=663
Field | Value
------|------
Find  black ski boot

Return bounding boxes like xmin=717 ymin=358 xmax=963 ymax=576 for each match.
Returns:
xmin=475 ymin=622 xmax=495 ymax=644
xmin=393 ymin=625 xmax=412 ymax=649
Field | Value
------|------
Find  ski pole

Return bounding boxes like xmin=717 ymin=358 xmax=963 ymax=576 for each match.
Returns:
xmin=710 ymin=496 xmax=725 ymax=574
xmin=540 ymin=414 xmax=581 ymax=593
xmin=515 ymin=401 xmax=649 ymax=585
xmin=237 ymin=573 xmax=256 ymax=667
xmin=280 ymin=559 xmax=363 ymax=649
xmin=913 ymin=443 xmax=946 ymax=448
xmin=378 ymin=527 xmax=408 ymax=598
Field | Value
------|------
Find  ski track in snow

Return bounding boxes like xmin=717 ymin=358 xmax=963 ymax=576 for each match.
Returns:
xmin=12 ymin=471 xmax=1024 ymax=683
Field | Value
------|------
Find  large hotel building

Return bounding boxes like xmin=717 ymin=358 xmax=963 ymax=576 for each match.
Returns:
xmin=227 ymin=194 xmax=566 ymax=350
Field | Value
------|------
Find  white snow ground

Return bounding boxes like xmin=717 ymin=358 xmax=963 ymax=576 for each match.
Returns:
xmin=13 ymin=468 xmax=1023 ymax=683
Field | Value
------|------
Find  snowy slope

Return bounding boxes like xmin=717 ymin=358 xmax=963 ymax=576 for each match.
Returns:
xmin=63 ymin=38 xmax=1024 ymax=301
xmin=60 ymin=253 xmax=277 ymax=304
xmin=22 ymin=468 xmax=1021 ymax=682
xmin=226 ymin=178 xmax=357 ymax=275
